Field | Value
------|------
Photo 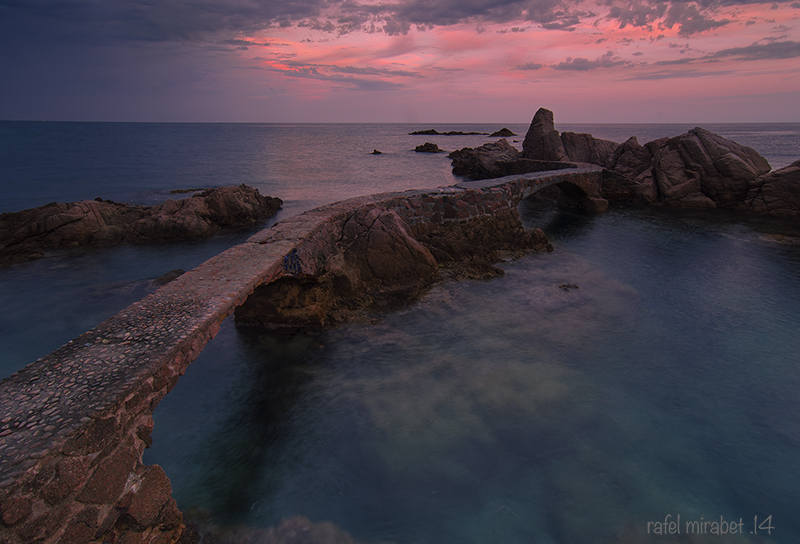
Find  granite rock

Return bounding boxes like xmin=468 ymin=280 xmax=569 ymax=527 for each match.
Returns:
xmin=521 ymin=108 xmax=569 ymax=162
xmin=448 ymin=139 xmax=574 ymax=180
xmin=415 ymin=142 xmax=444 ymax=153
xmin=560 ymin=131 xmax=619 ymax=168
xmin=741 ymin=159 xmax=800 ymax=216
xmin=0 ymin=185 xmax=282 ymax=265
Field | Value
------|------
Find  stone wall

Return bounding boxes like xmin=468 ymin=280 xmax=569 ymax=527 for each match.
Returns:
xmin=0 ymin=166 xmax=603 ymax=544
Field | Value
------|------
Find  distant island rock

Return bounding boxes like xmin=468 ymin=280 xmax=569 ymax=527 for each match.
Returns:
xmin=410 ymin=129 xmax=489 ymax=136
xmin=409 ymin=127 xmax=517 ymax=137
xmin=451 ymin=107 xmax=799 ymax=216
xmin=0 ymin=184 xmax=282 ymax=265
xmin=415 ymin=142 xmax=444 ymax=153
xmin=490 ymin=128 xmax=516 ymax=137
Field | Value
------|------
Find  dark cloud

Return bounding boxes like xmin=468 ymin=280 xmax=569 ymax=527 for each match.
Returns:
xmin=514 ymin=62 xmax=544 ymax=69
xmin=553 ymin=50 xmax=631 ymax=70
xmin=623 ymin=67 xmax=735 ymax=80
xmin=0 ymin=0 xmax=774 ymax=44
xmin=662 ymin=3 xmax=731 ymax=36
xmin=297 ymin=18 xmax=336 ymax=32
xmin=0 ymin=0 xmax=327 ymax=43
xmin=261 ymin=61 xmax=407 ymax=90
xmin=706 ymin=40 xmax=800 ymax=59
xmin=606 ymin=2 xmax=667 ymax=29
xmin=330 ymin=65 xmax=422 ymax=77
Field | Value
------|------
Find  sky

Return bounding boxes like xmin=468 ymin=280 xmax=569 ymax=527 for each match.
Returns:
xmin=1 ymin=0 xmax=799 ymax=123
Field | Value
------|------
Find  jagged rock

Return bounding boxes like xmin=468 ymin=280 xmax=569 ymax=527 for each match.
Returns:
xmin=522 ymin=108 xmax=569 ymax=162
xmin=339 ymin=205 xmax=438 ymax=290
xmin=415 ymin=142 xmax=443 ymax=153
xmin=645 ymin=127 xmax=772 ymax=208
xmin=449 ymin=139 xmax=521 ymax=179
xmin=235 ymin=203 xmax=554 ymax=330
xmin=741 ymin=160 xmax=800 ymax=216
xmin=411 ymin=207 xmax=553 ymax=266
xmin=0 ymin=185 xmax=282 ymax=265
xmin=236 ymin=205 xmax=439 ymax=329
xmin=490 ymin=128 xmax=516 ymax=137
xmin=448 ymin=139 xmax=575 ymax=180
xmin=560 ymin=131 xmax=619 ymax=168
xmin=519 ymin=108 xmax=777 ymax=211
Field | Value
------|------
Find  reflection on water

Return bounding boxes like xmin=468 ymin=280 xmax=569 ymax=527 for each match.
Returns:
xmin=148 ymin=202 xmax=800 ymax=544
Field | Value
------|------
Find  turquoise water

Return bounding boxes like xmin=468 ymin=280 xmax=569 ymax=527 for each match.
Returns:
xmin=147 ymin=202 xmax=800 ymax=543
xmin=1 ymin=122 xmax=799 ymax=543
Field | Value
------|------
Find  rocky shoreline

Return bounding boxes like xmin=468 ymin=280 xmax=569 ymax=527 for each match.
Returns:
xmin=0 ymin=185 xmax=282 ymax=266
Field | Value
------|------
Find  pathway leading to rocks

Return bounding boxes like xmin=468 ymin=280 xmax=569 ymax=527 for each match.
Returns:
xmin=0 ymin=165 xmax=602 ymax=544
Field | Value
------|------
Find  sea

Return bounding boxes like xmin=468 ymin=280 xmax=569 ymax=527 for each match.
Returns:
xmin=1 ymin=121 xmax=799 ymax=544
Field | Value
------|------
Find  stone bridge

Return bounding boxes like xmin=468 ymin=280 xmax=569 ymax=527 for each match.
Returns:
xmin=0 ymin=165 xmax=602 ymax=544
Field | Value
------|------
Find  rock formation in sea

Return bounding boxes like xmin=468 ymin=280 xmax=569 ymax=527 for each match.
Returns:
xmin=415 ymin=142 xmax=444 ymax=153
xmin=490 ymin=128 xmax=516 ymax=137
xmin=235 ymin=203 xmax=553 ymax=330
xmin=0 ymin=185 xmax=282 ymax=265
xmin=452 ymin=107 xmax=799 ymax=216
xmin=448 ymin=139 xmax=576 ymax=180
xmin=740 ymin=159 xmax=800 ymax=216
xmin=409 ymin=129 xmax=489 ymax=135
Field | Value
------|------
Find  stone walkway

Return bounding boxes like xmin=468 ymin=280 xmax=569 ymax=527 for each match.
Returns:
xmin=0 ymin=165 xmax=602 ymax=544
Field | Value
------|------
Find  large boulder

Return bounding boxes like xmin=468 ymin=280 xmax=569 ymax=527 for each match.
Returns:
xmin=647 ymin=127 xmax=772 ymax=208
xmin=339 ymin=205 xmax=438 ymax=290
xmin=741 ymin=160 xmax=800 ymax=216
xmin=449 ymin=139 xmax=576 ymax=181
xmin=0 ymin=185 xmax=282 ymax=265
xmin=560 ymin=131 xmax=619 ymax=168
xmin=449 ymin=139 xmax=522 ymax=180
xmin=522 ymin=108 xmax=569 ymax=161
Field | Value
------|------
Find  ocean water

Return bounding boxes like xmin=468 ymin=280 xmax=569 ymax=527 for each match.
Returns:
xmin=1 ymin=122 xmax=799 ymax=543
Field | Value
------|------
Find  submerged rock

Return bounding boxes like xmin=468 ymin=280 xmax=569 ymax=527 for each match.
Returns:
xmin=184 ymin=514 xmax=364 ymax=544
xmin=0 ymin=185 xmax=282 ymax=265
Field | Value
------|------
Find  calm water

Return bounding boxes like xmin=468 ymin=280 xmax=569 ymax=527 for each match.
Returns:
xmin=1 ymin=122 xmax=799 ymax=543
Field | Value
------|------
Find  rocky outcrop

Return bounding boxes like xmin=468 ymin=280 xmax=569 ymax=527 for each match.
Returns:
xmin=518 ymin=107 xmax=794 ymax=213
xmin=741 ymin=160 xmax=800 ymax=216
xmin=560 ymin=131 xmax=618 ymax=168
xmin=639 ymin=127 xmax=772 ymax=209
xmin=235 ymin=202 xmax=553 ymax=330
xmin=522 ymin=108 xmax=569 ymax=162
xmin=415 ymin=142 xmax=444 ymax=153
xmin=410 ymin=129 xmax=488 ymax=135
xmin=0 ymin=185 xmax=282 ymax=265
xmin=490 ymin=128 xmax=516 ymax=137
xmin=449 ymin=139 xmax=576 ymax=181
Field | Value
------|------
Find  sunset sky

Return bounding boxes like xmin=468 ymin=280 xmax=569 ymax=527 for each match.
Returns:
xmin=1 ymin=0 xmax=799 ymax=123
